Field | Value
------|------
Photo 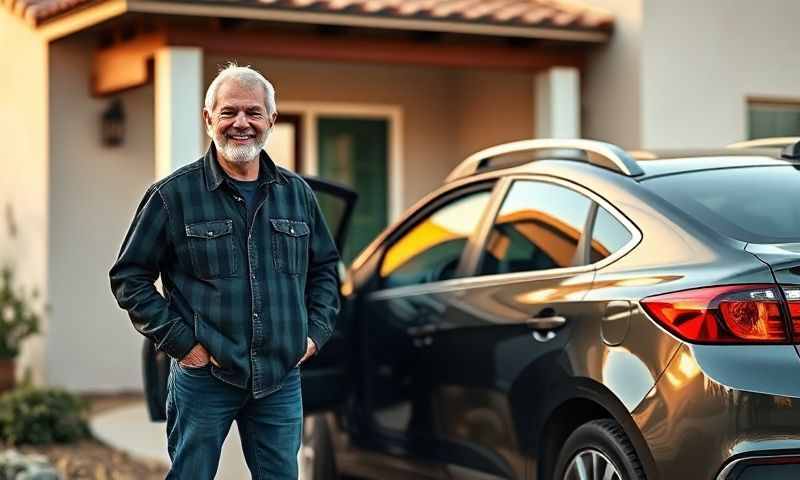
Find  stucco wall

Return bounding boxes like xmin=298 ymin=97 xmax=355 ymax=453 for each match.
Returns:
xmin=584 ymin=0 xmax=800 ymax=150
xmin=451 ymin=69 xmax=535 ymax=161
xmin=0 ymin=10 xmax=49 ymax=384
xmin=48 ymin=34 xmax=155 ymax=391
xmin=206 ymin=56 xmax=534 ymax=208
xmin=582 ymin=0 xmax=643 ymax=149
xmin=641 ymin=0 xmax=800 ymax=148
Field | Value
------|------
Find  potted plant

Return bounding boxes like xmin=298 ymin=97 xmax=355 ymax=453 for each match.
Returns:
xmin=0 ymin=267 xmax=40 ymax=392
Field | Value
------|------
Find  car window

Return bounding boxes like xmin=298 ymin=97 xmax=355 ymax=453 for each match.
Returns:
xmin=380 ymin=189 xmax=492 ymax=288
xmin=642 ymin=165 xmax=800 ymax=244
xmin=478 ymin=180 xmax=592 ymax=276
xmin=590 ymin=206 xmax=633 ymax=263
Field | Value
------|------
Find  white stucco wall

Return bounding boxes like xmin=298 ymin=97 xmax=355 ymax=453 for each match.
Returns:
xmin=641 ymin=0 xmax=800 ymax=148
xmin=582 ymin=0 xmax=643 ymax=149
xmin=48 ymin=34 xmax=155 ymax=391
xmin=0 ymin=10 xmax=49 ymax=385
xmin=584 ymin=0 xmax=800 ymax=149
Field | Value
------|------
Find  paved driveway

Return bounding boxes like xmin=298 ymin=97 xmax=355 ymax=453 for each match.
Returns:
xmin=91 ymin=401 xmax=250 ymax=479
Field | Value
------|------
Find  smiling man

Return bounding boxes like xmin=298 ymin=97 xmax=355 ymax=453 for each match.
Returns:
xmin=109 ymin=64 xmax=340 ymax=479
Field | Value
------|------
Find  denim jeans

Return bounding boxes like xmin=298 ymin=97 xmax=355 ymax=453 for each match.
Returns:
xmin=165 ymin=360 xmax=302 ymax=479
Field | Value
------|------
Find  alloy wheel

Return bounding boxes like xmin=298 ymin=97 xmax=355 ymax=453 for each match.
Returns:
xmin=563 ymin=448 xmax=622 ymax=480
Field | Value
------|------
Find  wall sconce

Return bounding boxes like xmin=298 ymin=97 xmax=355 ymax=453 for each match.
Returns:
xmin=101 ymin=99 xmax=125 ymax=147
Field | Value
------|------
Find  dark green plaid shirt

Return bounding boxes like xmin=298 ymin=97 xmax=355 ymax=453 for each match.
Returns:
xmin=109 ymin=145 xmax=340 ymax=398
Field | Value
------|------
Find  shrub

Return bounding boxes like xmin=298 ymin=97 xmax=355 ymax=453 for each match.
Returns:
xmin=0 ymin=268 xmax=41 ymax=360
xmin=0 ymin=387 xmax=90 ymax=446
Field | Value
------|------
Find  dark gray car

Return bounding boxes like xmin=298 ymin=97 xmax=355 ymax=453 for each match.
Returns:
xmin=146 ymin=137 xmax=800 ymax=480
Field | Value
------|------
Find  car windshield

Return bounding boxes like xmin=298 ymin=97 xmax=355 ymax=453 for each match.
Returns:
xmin=642 ymin=165 xmax=800 ymax=244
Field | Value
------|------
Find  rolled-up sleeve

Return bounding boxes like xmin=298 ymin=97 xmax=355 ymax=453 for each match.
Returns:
xmin=304 ymin=187 xmax=341 ymax=351
xmin=109 ymin=187 xmax=196 ymax=360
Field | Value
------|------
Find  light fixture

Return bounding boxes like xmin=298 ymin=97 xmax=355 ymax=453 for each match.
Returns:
xmin=101 ymin=99 xmax=125 ymax=147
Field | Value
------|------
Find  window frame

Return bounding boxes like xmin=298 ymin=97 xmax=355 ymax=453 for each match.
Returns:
xmin=374 ymin=180 xmax=500 ymax=292
xmin=461 ymin=174 xmax=641 ymax=280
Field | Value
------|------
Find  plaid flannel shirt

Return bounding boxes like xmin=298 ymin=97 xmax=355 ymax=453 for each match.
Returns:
xmin=110 ymin=145 xmax=340 ymax=398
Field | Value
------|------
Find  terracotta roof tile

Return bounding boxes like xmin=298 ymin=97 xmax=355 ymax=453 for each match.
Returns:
xmin=7 ymin=0 xmax=613 ymax=33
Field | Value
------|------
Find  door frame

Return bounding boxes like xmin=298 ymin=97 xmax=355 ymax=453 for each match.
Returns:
xmin=279 ymin=101 xmax=404 ymax=222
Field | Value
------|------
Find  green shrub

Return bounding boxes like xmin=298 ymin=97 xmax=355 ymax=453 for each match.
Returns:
xmin=0 ymin=267 xmax=41 ymax=360
xmin=0 ymin=387 xmax=90 ymax=446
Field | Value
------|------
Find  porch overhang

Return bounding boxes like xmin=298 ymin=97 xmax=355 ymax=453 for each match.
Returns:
xmin=12 ymin=0 xmax=614 ymax=43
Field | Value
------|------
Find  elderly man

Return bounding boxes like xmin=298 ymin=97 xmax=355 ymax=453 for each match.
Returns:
xmin=109 ymin=64 xmax=340 ymax=479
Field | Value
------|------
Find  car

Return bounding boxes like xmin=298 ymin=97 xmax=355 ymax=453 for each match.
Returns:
xmin=145 ymin=137 xmax=800 ymax=480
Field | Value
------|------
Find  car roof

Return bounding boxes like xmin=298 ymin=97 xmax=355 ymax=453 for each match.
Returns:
xmin=628 ymin=148 xmax=800 ymax=179
xmin=449 ymin=142 xmax=800 ymax=183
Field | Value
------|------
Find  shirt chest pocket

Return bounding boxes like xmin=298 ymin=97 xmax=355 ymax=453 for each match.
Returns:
xmin=185 ymin=219 xmax=238 ymax=279
xmin=270 ymin=219 xmax=310 ymax=276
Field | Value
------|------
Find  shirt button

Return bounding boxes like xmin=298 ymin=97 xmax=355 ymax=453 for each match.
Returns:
xmin=207 ymin=231 xmax=213 ymax=237
xmin=290 ymin=228 xmax=295 ymax=234
xmin=253 ymin=313 xmax=259 ymax=319
xmin=251 ymin=273 xmax=256 ymax=280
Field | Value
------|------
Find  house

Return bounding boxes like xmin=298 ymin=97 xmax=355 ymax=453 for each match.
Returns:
xmin=0 ymin=0 xmax=613 ymax=391
xmin=4 ymin=0 xmax=797 ymax=393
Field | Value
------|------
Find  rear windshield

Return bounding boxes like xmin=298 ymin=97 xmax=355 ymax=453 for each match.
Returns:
xmin=642 ymin=165 xmax=800 ymax=244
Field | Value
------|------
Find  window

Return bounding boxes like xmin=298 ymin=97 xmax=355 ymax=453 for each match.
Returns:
xmin=748 ymin=98 xmax=800 ymax=139
xmin=479 ymin=181 xmax=591 ymax=276
xmin=381 ymin=190 xmax=492 ymax=288
xmin=590 ymin=207 xmax=633 ymax=263
xmin=643 ymin=166 xmax=800 ymax=244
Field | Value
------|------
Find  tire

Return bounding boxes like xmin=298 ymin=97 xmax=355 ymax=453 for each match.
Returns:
xmin=553 ymin=419 xmax=645 ymax=480
xmin=300 ymin=414 xmax=338 ymax=480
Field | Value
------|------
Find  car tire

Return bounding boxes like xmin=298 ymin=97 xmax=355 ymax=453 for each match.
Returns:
xmin=553 ymin=419 xmax=645 ymax=480
xmin=301 ymin=414 xmax=338 ymax=480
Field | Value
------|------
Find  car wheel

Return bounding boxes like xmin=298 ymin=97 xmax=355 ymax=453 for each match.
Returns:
xmin=300 ymin=414 xmax=338 ymax=480
xmin=553 ymin=419 xmax=645 ymax=480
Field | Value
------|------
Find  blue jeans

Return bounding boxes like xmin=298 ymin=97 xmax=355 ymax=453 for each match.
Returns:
xmin=165 ymin=360 xmax=302 ymax=479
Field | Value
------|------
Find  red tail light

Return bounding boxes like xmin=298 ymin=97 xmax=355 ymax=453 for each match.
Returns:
xmin=641 ymin=284 xmax=788 ymax=344
xmin=781 ymin=286 xmax=800 ymax=342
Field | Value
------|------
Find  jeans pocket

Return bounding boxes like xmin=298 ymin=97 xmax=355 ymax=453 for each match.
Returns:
xmin=177 ymin=362 xmax=212 ymax=378
xmin=270 ymin=219 xmax=310 ymax=276
xmin=185 ymin=219 xmax=238 ymax=278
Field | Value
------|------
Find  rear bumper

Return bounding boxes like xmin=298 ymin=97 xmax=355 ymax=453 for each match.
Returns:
xmin=632 ymin=343 xmax=800 ymax=480
xmin=717 ymin=453 xmax=800 ymax=480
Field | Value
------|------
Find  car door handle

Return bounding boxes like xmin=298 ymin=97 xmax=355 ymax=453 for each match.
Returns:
xmin=525 ymin=316 xmax=567 ymax=331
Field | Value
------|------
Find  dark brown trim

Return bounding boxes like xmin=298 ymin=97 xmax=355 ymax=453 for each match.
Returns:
xmin=167 ymin=29 xmax=584 ymax=72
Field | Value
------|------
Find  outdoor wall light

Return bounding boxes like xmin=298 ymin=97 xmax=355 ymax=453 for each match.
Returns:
xmin=101 ymin=99 xmax=125 ymax=147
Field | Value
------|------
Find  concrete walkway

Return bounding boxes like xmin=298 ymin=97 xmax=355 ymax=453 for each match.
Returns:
xmin=90 ymin=401 xmax=250 ymax=479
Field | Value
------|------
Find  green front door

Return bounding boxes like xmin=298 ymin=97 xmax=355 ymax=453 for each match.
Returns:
xmin=317 ymin=117 xmax=389 ymax=263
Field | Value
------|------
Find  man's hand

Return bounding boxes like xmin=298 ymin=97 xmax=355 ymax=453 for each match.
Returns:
xmin=179 ymin=343 xmax=220 ymax=368
xmin=296 ymin=338 xmax=317 ymax=367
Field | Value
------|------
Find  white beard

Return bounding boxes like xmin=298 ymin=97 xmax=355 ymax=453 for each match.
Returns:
xmin=213 ymin=128 xmax=271 ymax=164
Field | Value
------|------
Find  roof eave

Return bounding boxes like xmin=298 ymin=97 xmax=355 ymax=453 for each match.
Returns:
xmin=127 ymin=0 xmax=611 ymax=43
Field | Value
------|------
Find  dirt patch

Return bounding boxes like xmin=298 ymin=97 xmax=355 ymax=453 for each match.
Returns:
xmin=12 ymin=392 xmax=168 ymax=479
xmin=18 ymin=440 xmax=167 ymax=480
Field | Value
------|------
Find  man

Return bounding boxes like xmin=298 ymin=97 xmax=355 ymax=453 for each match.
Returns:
xmin=109 ymin=64 xmax=340 ymax=479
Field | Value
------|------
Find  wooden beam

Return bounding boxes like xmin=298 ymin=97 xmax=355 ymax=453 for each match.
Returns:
xmin=91 ymin=32 xmax=166 ymax=96
xmin=167 ymin=30 xmax=584 ymax=72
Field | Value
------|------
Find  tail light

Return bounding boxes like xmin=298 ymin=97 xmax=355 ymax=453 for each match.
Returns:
xmin=641 ymin=284 xmax=788 ymax=344
xmin=782 ymin=286 xmax=800 ymax=342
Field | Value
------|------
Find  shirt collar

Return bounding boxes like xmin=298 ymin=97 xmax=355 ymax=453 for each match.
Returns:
xmin=204 ymin=143 xmax=287 ymax=191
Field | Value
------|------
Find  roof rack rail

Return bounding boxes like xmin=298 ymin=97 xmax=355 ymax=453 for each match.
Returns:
xmin=727 ymin=137 xmax=800 ymax=149
xmin=444 ymin=139 xmax=643 ymax=183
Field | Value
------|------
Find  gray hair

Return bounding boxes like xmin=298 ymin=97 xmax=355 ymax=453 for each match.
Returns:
xmin=204 ymin=63 xmax=277 ymax=115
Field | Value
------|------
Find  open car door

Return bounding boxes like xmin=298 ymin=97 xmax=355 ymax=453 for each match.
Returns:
xmin=142 ymin=176 xmax=357 ymax=421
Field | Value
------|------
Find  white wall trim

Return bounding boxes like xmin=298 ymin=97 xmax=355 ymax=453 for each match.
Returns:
xmin=534 ymin=67 xmax=581 ymax=139
xmin=279 ymin=101 xmax=404 ymax=221
xmin=155 ymin=47 xmax=204 ymax=180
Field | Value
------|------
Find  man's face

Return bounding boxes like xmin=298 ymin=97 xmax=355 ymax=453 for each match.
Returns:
xmin=203 ymin=79 xmax=276 ymax=164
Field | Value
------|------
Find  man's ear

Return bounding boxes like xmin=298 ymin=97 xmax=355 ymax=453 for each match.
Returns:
xmin=270 ymin=112 xmax=278 ymax=126
xmin=202 ymin=108 xmax=213 ymax=133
